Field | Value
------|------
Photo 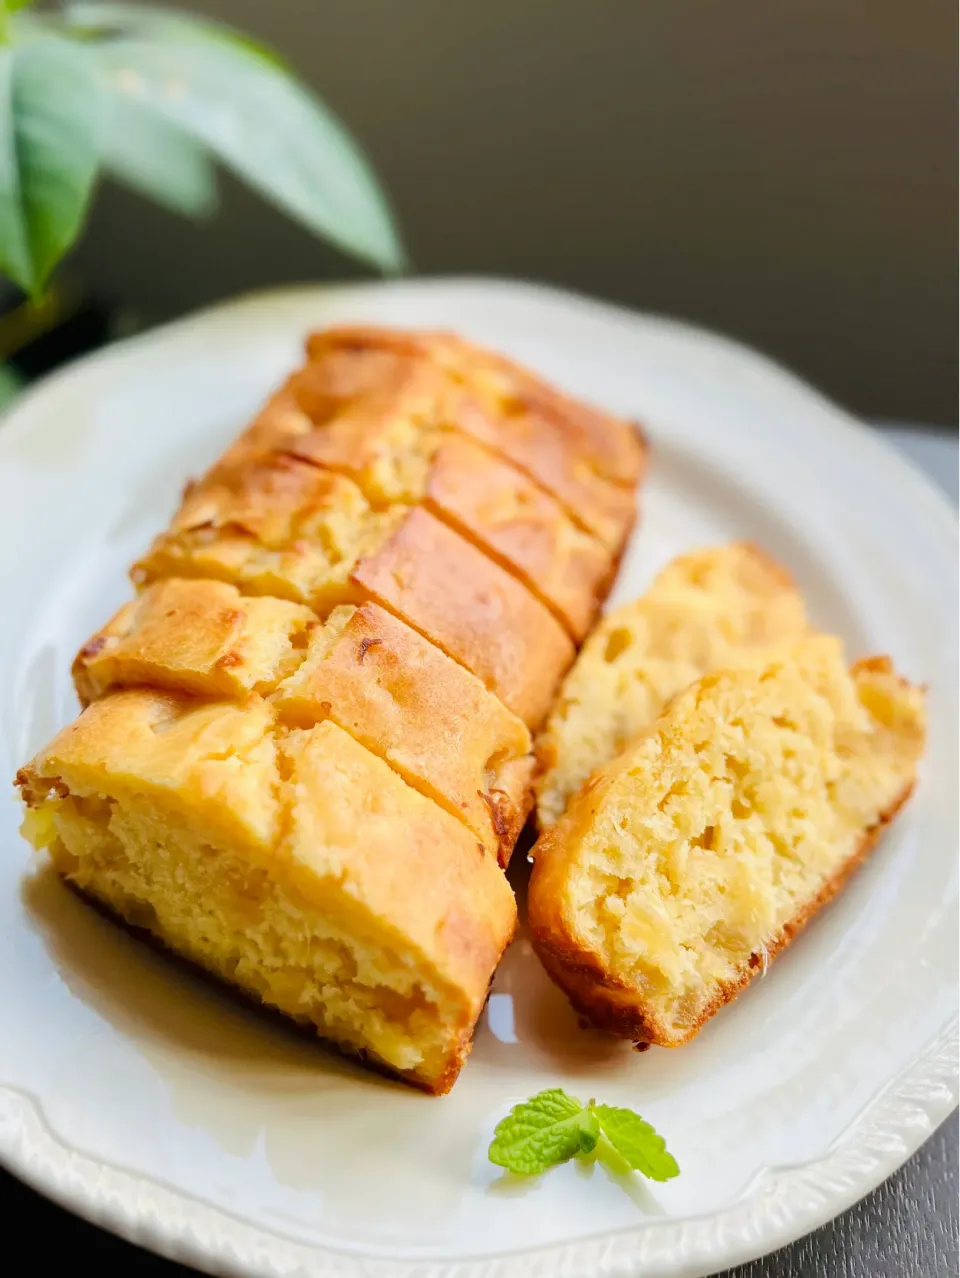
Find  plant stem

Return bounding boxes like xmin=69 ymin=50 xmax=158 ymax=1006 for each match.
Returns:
xmin=594 ymin=1131 xmax=633 ymax=1176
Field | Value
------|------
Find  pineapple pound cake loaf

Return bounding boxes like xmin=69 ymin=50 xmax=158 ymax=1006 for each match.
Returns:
xmin=16 ymin=327 xmax=645 ymax=1093
xmin=535 ymin=542 xmax=811 ymax=827
xmin=528 ymin=635 xmax=925 ymax=1047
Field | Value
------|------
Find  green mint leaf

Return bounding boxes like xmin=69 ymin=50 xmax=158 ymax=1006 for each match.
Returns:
xmin=62 ymin=4 xmax=405 ymax=272
xmin=0 ymin=35 xmax=100 ymax=297
xmin=489 ymin=1088 xmax=598 ymax=1176
xmin=594 ymin=1134 xmax=633 ymax=1176
xmin=577 ymin=1105 xmax=600 ymax=1154
xmin=591 ymin=1104 xmax=680 ymax=1182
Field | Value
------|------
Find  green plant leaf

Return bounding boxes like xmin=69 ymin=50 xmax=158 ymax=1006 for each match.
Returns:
xmin=64 ymin=3 xmax=291 ymax=71
xmin=488 ymin=1088 xmax=599 ymax=1176
xmin=592 ymin=1104 xmax=680 ymax=1182
xmin=63 ymin=4 xmax=404 ymax=272
xmin=101 ymin=96 xmax=217 ymax=218
xmin=0 ymin=361 xmax=22 ymax=407
xmin=0 ymin=36 xmax=101 ymax=297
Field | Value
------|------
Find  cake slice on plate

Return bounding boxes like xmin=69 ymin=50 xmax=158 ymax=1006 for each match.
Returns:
xmin=528 ymin=635 xmax=926 ymax=1046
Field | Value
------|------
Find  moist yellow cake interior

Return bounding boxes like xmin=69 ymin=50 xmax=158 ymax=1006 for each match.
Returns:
xmin=20 ymin=701 xmax=507 ymax=1081
xmin=17 ymin=326 xmax=642 ymax=1091
xmin=136 ymin=460 xmax=406 ymax=612
xmin=561 ymin=639 xmax=925 ymax=1038
xmin=287 ymin=383 xmax=442 ymax=506
xmin=27 ymin=793 xmax=457 ymax=1076
xmin=535 ymin=542 xmax=811 ymax=826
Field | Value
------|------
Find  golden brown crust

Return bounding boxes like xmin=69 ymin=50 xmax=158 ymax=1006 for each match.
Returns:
xmin=281 ymin=721 xmax=517 ymax=1008
xmin=136 ymin=449 xmax=579 ymax=727
xmin=170 ymin=448 xmax=364 ymax=544
xmin=71 ymin=584 xmax=534 ymax=865
xmin=303 ymin=324 xmax=646 ymax=551
xmin=138 ymin=327 xmax=638 ymax=663
xmin=281 ymin=368 xmax=441 ymax=500
xmin=19 ymin=705 xmax=518 ymax=1092
xmin=72 ymin=578 xmax=317 ymax=705
xmin=18 ymin=322 xmax=642 ymax=1092
xmin=226 ymin=385 xmax=316 ymax=461
xmin=133 ymin=450 xmax=394 ymax=612
xmin=528 ymin=645 xmax=925 ymax=1048
xmin=304 ymin=323 xmax=646 ymax=485
xmin=530 ymin=779 xmax=915 ymax=1047
xmin=19 ymin=688 xmax=281 ymax=844
xmin=442 ymin=389 xmax=641 ymax=551
xmin=281 ymin=393 xmax=617 ymax=640
xmin=352 ymin=507 xmax=575 ymax=729
xmin=290 ymin=341 xmax=421 ymax=424
xmin=305 ymin=325 xmax=444 ymax=364
xmin=272 ymin=602 xmax=534 ymax=863
xmin=422 ymin=436 xmax=616 ymax=640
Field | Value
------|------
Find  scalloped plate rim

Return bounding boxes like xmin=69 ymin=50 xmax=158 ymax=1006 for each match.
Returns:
xmin=0 ymin=276 xmax=956 ymax=1278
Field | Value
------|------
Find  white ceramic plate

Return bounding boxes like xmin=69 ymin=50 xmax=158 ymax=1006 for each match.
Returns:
xmin=0 ymin=279 xmax=956 ymax=1278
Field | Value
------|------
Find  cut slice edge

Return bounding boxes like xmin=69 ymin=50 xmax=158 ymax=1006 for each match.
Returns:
xmin=527 ymin=636 xmax=926 ymax=1047
xmin=534 ymin=541 xmax=812 ymax=828
xmin=17 ymin=705 xmax=518 ymax=1093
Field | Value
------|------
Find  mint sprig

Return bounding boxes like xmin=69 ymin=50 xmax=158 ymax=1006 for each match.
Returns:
xmin=488 ymin=1088 xmax=679 ymax=1182
xmin=591 ymin=1103 xmax=680 ymax=1181
xmin=488 ymin=1088 xmax=600 ymax=1176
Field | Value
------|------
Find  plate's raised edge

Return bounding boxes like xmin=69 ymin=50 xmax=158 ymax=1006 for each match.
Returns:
xmin=0 ymin=276 xmax=956 ymax=544
xmin=0 ymin=277 xmax=956 ymax=1278
xmin=0 ymin=1021 xmax=956 ymax=1278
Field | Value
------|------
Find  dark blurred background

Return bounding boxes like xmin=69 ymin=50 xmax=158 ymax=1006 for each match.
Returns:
xmin=69 ymin=0 xmax=957 ymax=424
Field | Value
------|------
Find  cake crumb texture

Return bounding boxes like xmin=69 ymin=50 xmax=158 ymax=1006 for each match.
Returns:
xmin=528 ymin=635 xmax=925 ymax=1046
xmin=17 ymin=327 xmax=642 ymax=1091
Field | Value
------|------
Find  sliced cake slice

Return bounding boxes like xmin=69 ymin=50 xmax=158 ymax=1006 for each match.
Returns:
xmin=280 ymin=378 xmax=616 ymax=641
xmin=17 ymin=696 xmax=516 ymax=1093
xmin=271 ymin=601 xmax=533 ymax=864
xmin=303 ymin=325 xmax=646 ymax=551
xmin=15 ymin=323 xmax=645 ymax=1097
xmin=134 ymin=451 xmax=574 ymax=728
xmin=72 ymin=576 xmax=318 ymax=705
xmin=72 ymin=580 xmax=534 ymax=864
xmin=527 ymin=636 xmax=925 ymax=1047
xmin=535 ymin=542 xmax=811 ymax=826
